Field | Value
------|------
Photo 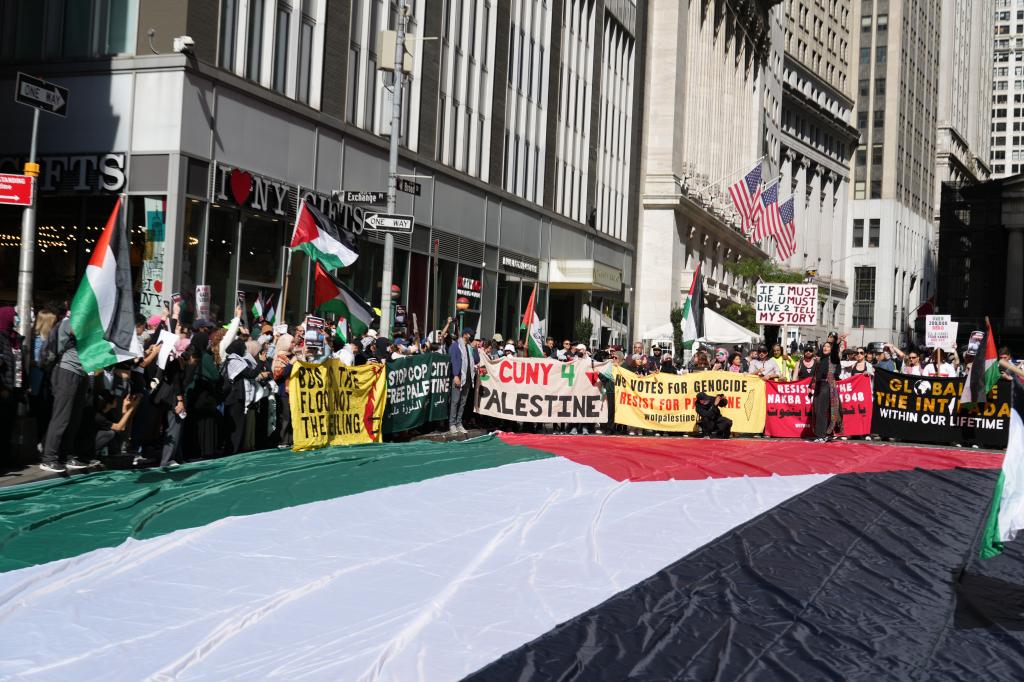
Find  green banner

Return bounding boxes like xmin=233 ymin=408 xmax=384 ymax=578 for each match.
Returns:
xmin=383 ymin=353 xmax=452 ymax=434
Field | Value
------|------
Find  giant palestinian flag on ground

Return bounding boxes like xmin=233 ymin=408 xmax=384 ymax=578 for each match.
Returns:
xmin=1 ymin=436 xmax=1023 ymax=679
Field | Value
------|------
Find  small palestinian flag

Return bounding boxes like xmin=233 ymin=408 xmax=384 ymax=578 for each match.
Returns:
xmin=313 ymin=262 xmax=374 ymax=336
xmin=682 ymin=263 xmax=704 ymax=349
xmin=0 ymin=436 xmax=1012 ymax=679
xmin=336 ymin=318 xmax=348 ymax=344
xmin=980 ymin=378 xmax=1024 ymax=559
xmin=290 ymin=198 xmax=359 ymax=269
xmin=521 ymin=283 xmax=545 ymax=358
xmin=250 ymin=291 xmax=264 ymax=319
xmin=961 ymin=318 xmax=1001 ymax=406
xmin=70 ymin=196 xmax=142 ymax=372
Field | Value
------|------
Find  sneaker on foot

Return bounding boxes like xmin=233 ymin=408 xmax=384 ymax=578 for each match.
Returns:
xmin=65 ymin=458 xmax=90 ymax=470
xmin=569 ymin=428 xmax=578 ymax=435
xmin=456 ymin=425 xmax=468 ymax=435
xmin=163 ymin=461 xmax=180 ymax=469
xmin=39 ymin=461 xmax=67 ymax=473
xmin=594 ymin=428 xmax=603 ymax=435
xmin=449 ymin=425 xmax=459 ymax=435
xmin=132 ymin=455 xmax=154 ymax=467
xmin=581 ymin=427 xmax=590 ymax=435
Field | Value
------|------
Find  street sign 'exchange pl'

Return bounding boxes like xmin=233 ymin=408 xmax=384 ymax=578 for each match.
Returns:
xmin=15 ymin=72 xmax=69 ymax=117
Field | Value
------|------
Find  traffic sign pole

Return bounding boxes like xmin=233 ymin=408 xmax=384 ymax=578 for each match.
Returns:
xmin=17 ymin=107 xmax=39 ymax=341
xmin=380 ymin=0 xmax=409 ymax=339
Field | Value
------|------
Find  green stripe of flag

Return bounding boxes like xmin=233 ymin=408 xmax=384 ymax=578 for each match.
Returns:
xmin=0 ymin=436 xmax=552 ymax=573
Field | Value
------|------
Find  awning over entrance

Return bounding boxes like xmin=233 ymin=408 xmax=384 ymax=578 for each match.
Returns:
xmin=547 ymin=259 xmax=622 ymax=291
xmin=640 ymin=308 xmax=760 ymax=345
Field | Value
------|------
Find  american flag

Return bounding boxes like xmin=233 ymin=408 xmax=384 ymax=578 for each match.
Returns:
xmin=727 ymin=164 xmax=763 ymax=236
xmin=774 ymin=197 xmax=797 ymax=261
xmin=751 ymin=182 xmax=781 ymax=243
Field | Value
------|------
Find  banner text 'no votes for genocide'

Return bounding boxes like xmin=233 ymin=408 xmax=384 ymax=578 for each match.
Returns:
xmin=613 ymin=368 xmax=767 ymax=433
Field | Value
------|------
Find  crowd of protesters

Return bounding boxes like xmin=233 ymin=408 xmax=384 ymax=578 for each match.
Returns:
xmin=1 ymin=297 xmax=1023 ymax=474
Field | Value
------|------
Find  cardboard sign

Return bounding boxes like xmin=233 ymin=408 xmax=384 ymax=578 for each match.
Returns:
xmin=925 ymin=315 xmax=954 ymax=350
xmin=195 ymin=285 xmax=211 ymax=320
xmin=756 ymin=283 xmax=819 ymax=326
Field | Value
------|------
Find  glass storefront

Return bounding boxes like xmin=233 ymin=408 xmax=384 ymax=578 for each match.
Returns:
xmin=494 ymin=273 xmax=543 ymax=342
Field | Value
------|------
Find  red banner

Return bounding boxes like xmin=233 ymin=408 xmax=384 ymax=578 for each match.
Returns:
xmin=764 ymin=374 xmax=873 ymax=438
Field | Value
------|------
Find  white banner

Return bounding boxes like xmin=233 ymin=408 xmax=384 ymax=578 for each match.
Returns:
xmin=476 ymin=357 xmax=610 ymax=423
xmin=756 ymin=283 xmax=819 ymax=326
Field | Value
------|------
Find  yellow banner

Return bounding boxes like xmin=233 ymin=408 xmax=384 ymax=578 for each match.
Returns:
xmin=288 ymin=360 xmax=388 ymax=451
xmin=612 ymin=368 xmax=766 ymax=433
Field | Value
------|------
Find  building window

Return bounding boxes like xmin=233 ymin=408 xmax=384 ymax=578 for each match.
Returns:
xmin=852 ymin=218 xmax=864 ymax=247
xmin=875 ymin=78 xmax=885 ymax=96
xmin=245 ymin=0 xmax=265 ymax=79
xmin=853 ymin=266 xmax=875 ymax=327
xmin=875 ymin=46 xmax=886 ymax=64
xmin=859 ymin=47 xmax=870 ymax=64
xmin=220 ymin=0 xmax=238 ymax=70
xmin=272 ymin=2 xmax=290 ymax=94
xmin=854 ymin=181 xmax=866 ymax=199
xmin=297 ymin=15 xmax=314 ymax=104
xmin=868 ymin=218 xmax=880 ymax=246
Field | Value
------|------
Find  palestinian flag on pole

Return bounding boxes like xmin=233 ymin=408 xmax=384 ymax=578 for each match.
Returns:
xmin=290 ymin=198 xmax=359 ymax=269
xmin=70 ymin=196 xmax=142 ymax=373
xmin=681 ymin=264 xmax=704 ymax=350
xmin=961 ymin=318 xmax=1001 ymax=406
xmin=251 ymin=291 xmax=264 ymax=319
xmin=0 ymin=435 xmax=1014 ymax=680
xmin=264 ymin=293 xmax=276 ymax=324
xmin=314 ymin=262 xmax=374 ymax=336
xmin=521 ymin=283 xmax=545 ymax=358
xmin=980 ymin=379 xmax=1024 ymax=559
xmin=336 ymin=318 xmax=348 ymax=344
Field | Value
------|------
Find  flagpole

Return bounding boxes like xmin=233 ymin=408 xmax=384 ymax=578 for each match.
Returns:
xmin=279 ymin=248 xmax=293 ymax=327
xmin=695 ymin=154 xmax=767 ymax=194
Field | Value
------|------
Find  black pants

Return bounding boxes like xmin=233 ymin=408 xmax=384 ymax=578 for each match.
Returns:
xmin=224 ymin=400 xmax=246 ymax=455
xmin=43 ymin=368 xmax=89 ymax=464
xmin=700 ymin=415 xmax=732 ymax=439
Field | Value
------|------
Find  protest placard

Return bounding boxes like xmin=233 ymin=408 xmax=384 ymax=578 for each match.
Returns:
xmin=384 ymin=353 xmax=451 ymax=434
xmin=925 ymin=315 xmax=954 ymax=350
xmin=612 ymin=369 xmax=766 ymax=433
xmin=476 ymin=357 xmax=609 ymax=423
xmin=872 ymin=367 xmax=1009 ymax=448
xmin=755 ymin=283 xmax=819 ymax=325
xmin=764 ymin=375 xmax=872 ymax=437
xmin=289 ymin=360 xmax=387 ymax=450
xmin=195 ymin=285 xmax=211 ymax=320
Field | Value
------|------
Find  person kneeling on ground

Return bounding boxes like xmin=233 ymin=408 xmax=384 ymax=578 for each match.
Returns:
xmin=695 ymin=392 xmax=732 ymax=439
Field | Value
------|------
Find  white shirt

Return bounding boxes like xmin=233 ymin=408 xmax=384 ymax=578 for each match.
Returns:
xmin=902 ymin=363 xmax=924 ymax=376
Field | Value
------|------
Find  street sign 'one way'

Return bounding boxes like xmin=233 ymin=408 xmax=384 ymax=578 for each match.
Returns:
xmin=15 ymin=72 xmax=69 ymax=117
xmin=365 ymin=213 xmax=415 ymax=234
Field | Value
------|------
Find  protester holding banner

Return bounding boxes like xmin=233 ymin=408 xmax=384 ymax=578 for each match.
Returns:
xmin=841 ymin=347 xmax=874 ymax=379
xmin=448 ymin=327 xmax=476 ymax=435
xmin=795 ymin=347 xmax=817 ymax=380
xmin=809 ymin=334 xmax=845 ymax=442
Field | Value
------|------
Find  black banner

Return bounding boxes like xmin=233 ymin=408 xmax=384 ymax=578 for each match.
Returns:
xmin=872 ymin=367 xmax=1010 ymax=448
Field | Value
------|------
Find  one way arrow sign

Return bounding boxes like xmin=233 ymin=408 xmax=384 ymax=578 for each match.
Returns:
xmin=364 ymin=213 xmax=415 ymax=234
xmin=15 ymin=73 xmax=69 ymax=117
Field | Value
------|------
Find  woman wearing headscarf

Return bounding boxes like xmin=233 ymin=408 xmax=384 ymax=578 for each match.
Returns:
xmin=271 ymin=332 xmax=294 ymax=448
xmin=809 ymin=333 xmax=846 ymax=442
xmin=183 ymin=332 xmax=221 ymax=459
xmin=222 ymin=338 xmax=260 ymax=455
xmin=0 ymin=306 xmax=22 ymax=469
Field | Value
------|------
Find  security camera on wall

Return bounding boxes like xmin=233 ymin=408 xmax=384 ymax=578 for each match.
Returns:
xmin=172 ymin=36 xmax=195 ymax=53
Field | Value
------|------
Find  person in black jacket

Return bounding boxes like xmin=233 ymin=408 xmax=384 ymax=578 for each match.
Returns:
xmin=222 ymin=338 xmax=261 ymax=455
xmin=809 ymin=333 xmax=846 ymax=442
xmin=695 ymin=392 xmax=732 ymax=438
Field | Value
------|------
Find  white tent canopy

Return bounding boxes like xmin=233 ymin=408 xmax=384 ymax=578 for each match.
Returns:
xmin=640 ymin=308 xmax=760 ymax=346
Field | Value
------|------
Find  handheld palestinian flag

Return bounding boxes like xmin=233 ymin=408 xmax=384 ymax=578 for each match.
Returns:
xmin=0 ymin=435 xmax=1012 ymax=679
xmin=70 ymin=196 xmax=142 ymax=372
xmin=314 ymin=262 xmax=374 ymax=336
xmin=264 ymin=293 xmax=276 ymax=324
xmin=336 ymin=318 xmax=348 ymax=343
xmin=961 ymin=318 xmax=1000 ymax=406
xmin=290 ymin=198 xmax=359 ymax=269
xmin=521 ymin=283 xmax=545 ymax=357
xmin=980 ymin=378 xmax=1024 ymax=559
xmin=682 ymin=264 xmax=704 ymax=350
xmin=251 ymin=291 xmax=264 ymax=319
